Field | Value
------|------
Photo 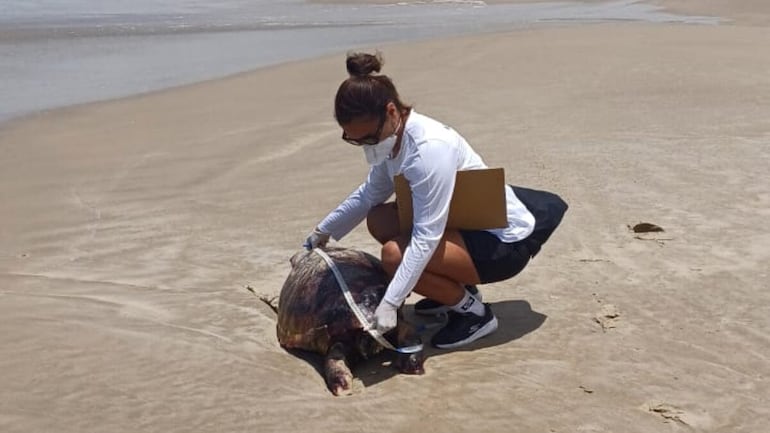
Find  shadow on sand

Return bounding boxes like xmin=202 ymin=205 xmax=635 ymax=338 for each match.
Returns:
xmin=282 ymin=299 xmax=547 ymax=393
xmin=418 ymin=299 xmax=548 ymax=355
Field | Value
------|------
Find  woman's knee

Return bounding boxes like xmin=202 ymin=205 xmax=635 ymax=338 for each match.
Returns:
xmin=367 ymin=202 xmax=399 ymax=244
xmin=380 ymin=240 xmax=403 ymax=276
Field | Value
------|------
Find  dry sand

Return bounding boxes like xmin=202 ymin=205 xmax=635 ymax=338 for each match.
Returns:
xmin=1 ymin=1 xmax=769 ymax=432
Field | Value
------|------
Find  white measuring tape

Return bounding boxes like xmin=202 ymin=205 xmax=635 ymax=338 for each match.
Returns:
xmin=312 ymin=248 xmax=423 ymax=354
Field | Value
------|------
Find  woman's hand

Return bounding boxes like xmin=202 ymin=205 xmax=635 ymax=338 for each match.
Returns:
xmin=303 ymin=228 xmax=330 ymax=250
xmin=373 ymin=300 xmax=398 ymax=334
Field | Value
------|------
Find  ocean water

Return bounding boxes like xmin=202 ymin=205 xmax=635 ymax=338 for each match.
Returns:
xmin=0 ymin=0 xmax=718 ymax=124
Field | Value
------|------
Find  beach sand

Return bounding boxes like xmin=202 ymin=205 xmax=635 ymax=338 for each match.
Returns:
xmin=1 ymin=1 xmax=769 ymax=432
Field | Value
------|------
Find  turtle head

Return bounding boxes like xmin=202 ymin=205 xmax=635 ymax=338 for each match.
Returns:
xmin=392 ymin=332 xmax=425 ymax=375
xmin=394 ymin=349 xmax=425 ymax=375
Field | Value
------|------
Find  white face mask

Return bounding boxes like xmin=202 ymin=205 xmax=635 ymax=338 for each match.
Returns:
xmin=363 ymin=133 xmax=397 ymax=165
xmin=362 ymin=118 xmax=401 ymax=166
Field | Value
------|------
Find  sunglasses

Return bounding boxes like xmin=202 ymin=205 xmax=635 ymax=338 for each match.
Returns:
xmin=342 ymin=115 xmax=387 ymax=146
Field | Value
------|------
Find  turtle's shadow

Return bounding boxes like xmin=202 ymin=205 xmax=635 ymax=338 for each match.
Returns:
xmin=282 ymin=299 xmax=546 ymax=392
xmin=283 ymin=344 xmax=402 ymax=392
xmin=282 ymin=348 xmax=326 ymax=380
xmin=282 ymin=346 xmax=401 ymax=393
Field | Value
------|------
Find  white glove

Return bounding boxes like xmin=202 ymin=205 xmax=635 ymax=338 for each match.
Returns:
xmin=373 ymin=300 xmax=398 ymax=334
xmin=303 ymin=228 xmax=330 ymax=250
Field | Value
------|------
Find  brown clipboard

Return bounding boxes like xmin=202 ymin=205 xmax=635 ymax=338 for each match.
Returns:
xmin=394 ymin=168 xmax=508 ymax=234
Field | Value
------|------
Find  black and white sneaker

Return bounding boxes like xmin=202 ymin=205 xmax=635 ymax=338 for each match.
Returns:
xmin=414 ymin=285 xmax=482 ymax=316
xmin=431 ymin=303 xmax=498 ymax=349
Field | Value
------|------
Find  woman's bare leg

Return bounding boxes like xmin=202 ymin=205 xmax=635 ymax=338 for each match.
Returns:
xmin=380 ymin=230 xmax=481 ymax=306
xmin=367 ymin=202 xmax=400 ymax=245
xmin=367 ymin=202 xmax=480 ymax=305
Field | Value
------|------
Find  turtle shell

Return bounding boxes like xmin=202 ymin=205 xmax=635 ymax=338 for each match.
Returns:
xmin=276 ymin=247 xmax=388 ymax=355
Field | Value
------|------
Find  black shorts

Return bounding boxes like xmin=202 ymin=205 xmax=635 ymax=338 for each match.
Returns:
xmin=459 ymin=185 xmax=568 ymax=284
xmin=460 ymin=230 xmax=534 ymax=284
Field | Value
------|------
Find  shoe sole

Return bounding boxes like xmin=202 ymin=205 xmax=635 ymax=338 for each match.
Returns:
xmin=433 ymin=316 xmax=499 ymax=349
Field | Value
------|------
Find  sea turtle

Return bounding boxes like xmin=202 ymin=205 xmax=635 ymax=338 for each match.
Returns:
xmin=276 ymin=247 xmax=424 ymax=396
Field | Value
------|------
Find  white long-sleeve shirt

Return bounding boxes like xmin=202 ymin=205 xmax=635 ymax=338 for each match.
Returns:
xmin=318 ymin=111 xmax=535 ymax=306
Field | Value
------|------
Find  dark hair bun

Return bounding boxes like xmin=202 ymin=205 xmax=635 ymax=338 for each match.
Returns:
xmin=346 ymin=52 xmax=383 ymax=78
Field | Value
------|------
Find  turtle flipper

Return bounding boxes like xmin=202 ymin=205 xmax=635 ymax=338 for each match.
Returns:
xmin=324 ymin=342 xmax=354 ymax=396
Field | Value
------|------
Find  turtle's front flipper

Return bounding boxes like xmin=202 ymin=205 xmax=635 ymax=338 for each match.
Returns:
xmin=324 ymin=342 xmax=354 ymax=396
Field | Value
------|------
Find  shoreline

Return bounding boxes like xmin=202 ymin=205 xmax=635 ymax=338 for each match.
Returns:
xmin=0 ymin=0 xmax=723 ymax=129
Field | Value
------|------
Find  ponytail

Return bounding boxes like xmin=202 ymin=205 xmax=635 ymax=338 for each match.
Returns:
xmin=334 ymin=51 xmax=411 ymax=125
